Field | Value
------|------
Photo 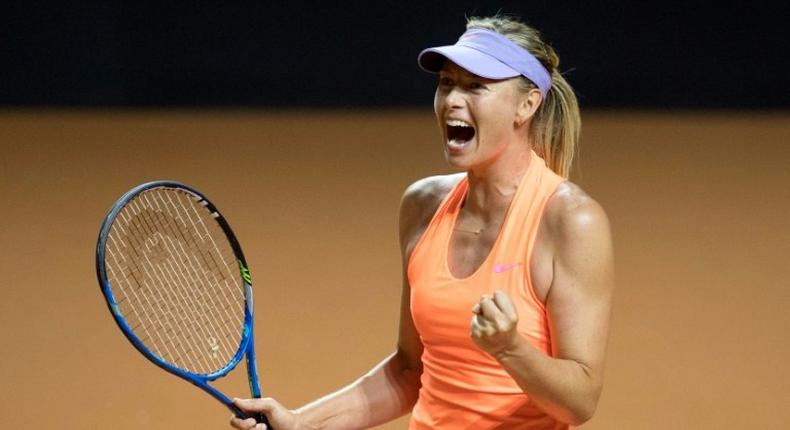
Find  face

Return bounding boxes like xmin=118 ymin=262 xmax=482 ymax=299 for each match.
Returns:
xmin=434 ymin=61 xmax=525 ymax=170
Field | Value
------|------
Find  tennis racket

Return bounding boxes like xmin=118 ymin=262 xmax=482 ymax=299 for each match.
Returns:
xmin=96 ymin=180 xmax=272 ymax=428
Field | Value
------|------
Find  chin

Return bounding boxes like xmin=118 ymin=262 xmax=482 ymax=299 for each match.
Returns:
xmin=443 ymin=137 xmax=478 ymax=170
xmin=444 ymin=151 xmax=475 ymax=171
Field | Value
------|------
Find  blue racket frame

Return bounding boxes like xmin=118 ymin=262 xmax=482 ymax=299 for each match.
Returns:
xmin=96 ymin=180 xmax=267 ymax=424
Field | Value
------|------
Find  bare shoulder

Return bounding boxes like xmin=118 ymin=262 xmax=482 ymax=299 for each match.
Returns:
xmin=401 ymin=173 xmax=464 ymax=212
xmin=399 ymin=173 xmax=465 ymax=254
xmin=542 ymin=181 xmax=612 ymax=247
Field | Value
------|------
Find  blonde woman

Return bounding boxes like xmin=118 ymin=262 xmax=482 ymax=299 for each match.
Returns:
xmin=231 ymin=15 xmax=614 ymax=430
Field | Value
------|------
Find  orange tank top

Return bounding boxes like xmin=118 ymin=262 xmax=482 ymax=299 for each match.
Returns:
xmin=407 ymin=151 xmax=566 ymax=430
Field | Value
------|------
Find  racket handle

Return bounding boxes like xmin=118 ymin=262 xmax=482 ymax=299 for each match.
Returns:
xmin=230 ymin=405 xmax=274 ymax=430
xmin=256 ymin=412 xmax=273 ymax=429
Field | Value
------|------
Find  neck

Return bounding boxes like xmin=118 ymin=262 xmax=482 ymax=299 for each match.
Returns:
xmin=464 ymin=145 xmax=533 ymax=220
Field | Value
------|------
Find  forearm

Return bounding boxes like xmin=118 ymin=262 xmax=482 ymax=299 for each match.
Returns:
xmin=494 ymin=337 xmax=600 ymax=426
xmin=295 ymin=351 xmax=421 ymax=430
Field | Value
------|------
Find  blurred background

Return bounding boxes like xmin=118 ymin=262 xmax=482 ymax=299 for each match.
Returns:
xmin=1 ymin=1 xmax=788 ymax=429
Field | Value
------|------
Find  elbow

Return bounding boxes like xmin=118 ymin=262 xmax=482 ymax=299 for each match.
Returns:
xmin=565 ymin=404 xmax=596 ymax=426
xmin=393 ymin=347 xmax=423 ymax=382
xmin=389 ymin=349 xmax=423 ymax=407
xmin=542 ymin=398 xmax=598 ymax=426
xmin=561 ymin=392 xmax=600 ymax=426
xmin=552 ymin=380 xmax=602 ymax=426
xmin=562 ymin=366 xmax=603 ymax=425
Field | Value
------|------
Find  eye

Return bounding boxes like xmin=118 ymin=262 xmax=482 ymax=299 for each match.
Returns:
xmin=468 ymin=82 xmax=486 ymax=90
xmin=438 ymin=76 xmax=454 ymax=87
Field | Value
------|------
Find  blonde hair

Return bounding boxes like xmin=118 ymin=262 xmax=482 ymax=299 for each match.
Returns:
xmin=466 ymin=15 xmax=581 ymax=177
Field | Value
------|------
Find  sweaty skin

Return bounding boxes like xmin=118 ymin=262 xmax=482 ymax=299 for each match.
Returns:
xmin=230 ymin=62 xmax=614 ymax=429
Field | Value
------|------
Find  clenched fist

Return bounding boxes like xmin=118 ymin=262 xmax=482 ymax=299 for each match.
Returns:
xmin=470 ymin=291 xmax=520 ymax=357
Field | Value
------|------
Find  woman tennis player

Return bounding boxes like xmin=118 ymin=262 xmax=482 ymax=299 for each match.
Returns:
xmin=231 ymin=15 xmax=614 ymax=430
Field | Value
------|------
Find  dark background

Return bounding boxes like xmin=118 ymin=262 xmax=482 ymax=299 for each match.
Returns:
xmin=3 ymin=1 xmax=788 ymax=108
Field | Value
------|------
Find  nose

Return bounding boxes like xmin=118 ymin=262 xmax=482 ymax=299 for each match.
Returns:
xmin=440 ymin=86 xmax=464 ymax=110
xmin=449 ymin=92 xmax=463 ymax=110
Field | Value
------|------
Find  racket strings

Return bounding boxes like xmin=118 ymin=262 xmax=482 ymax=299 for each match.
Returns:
xmin=127 ymin=204 xmax=228 ymax=371
xmin=108 ymin=203 xmax=224 ymax=373
xmin=140 ymin=191 xmax=242 ymax=365
xmin=115 ymin=193 xmax=240 ymax=371
xmin=168 ymin=192 xmax=244 ymax=327
xmin=144 ymin=192 xmax=241 ymax=352
xmin=105 ymin=188 xmax=246 ymax=375
xmin=121 ymin=201 xmax=208 ymax=367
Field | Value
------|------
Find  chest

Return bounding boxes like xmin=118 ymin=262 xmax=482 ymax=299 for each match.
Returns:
xmin=447 ymin=208 xmax=553 ymax=303
xmin=447 ymin=212 xmax=505 ymax=279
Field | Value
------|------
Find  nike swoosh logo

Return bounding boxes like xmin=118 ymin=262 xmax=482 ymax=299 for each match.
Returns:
xmin=493 ymin=262 xmax=522 ymax=273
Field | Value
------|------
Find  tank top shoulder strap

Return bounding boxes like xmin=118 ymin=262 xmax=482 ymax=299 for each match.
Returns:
xmin=501 ymin=153 xmax=565 ymax=308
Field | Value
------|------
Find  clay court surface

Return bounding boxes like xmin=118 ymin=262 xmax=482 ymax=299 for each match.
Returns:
xmin=1 ymin=110 xmax=788 ymax=429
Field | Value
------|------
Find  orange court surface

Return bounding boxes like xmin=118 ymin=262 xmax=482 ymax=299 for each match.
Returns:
xmin=1 ymin=110 xmax=788 ymax=429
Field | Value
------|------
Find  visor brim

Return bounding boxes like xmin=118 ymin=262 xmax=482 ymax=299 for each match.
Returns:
xmin=418 ymin=46 xmax=521 ymax=80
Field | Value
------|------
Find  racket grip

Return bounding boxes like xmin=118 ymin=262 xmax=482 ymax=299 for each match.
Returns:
xmin=231 ymin=405 xmax=274 ymax=430
xmin=256 ymin=412 xmax=273 ymax=429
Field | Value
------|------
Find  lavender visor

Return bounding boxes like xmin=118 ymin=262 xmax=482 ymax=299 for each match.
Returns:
xmin=418 ymin=28 xmax=552 ymax=96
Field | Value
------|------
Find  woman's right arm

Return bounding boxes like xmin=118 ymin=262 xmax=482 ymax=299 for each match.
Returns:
xmin=231 ymin=177 xmax=451 ymax=430
xmin=232 ymin=287 xmax=422 ymax=429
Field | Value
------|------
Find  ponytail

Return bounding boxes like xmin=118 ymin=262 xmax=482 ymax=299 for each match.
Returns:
xmin=533 ymin=71 xmax=580 ymax=178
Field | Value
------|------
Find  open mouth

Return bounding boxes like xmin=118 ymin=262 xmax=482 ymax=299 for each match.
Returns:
xmin=446 ymin=120 xmax=476 ymax=144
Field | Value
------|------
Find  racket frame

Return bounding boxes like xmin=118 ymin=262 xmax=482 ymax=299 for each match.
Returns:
xmin=96 ymin=180 xmax=263 ymax=419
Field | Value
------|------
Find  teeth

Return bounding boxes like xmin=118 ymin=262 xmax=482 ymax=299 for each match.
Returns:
xmin=446 ymin=119 xmax=472 ymax=127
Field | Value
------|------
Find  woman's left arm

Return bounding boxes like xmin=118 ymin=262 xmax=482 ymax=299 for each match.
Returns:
xmin=471 ymin=193 xmax=615 ymax=426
